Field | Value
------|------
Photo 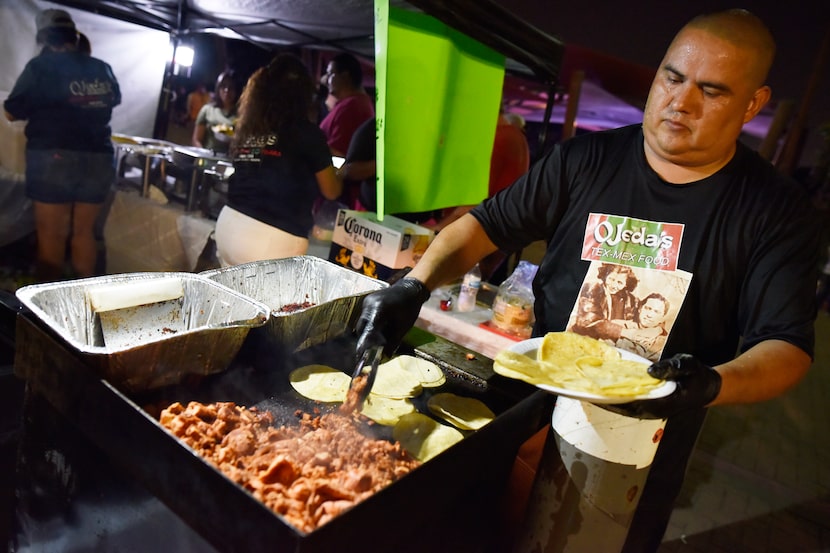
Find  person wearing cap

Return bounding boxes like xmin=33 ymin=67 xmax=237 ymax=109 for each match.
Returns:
xmin=4 ymin=9 xmax=121 ymax=282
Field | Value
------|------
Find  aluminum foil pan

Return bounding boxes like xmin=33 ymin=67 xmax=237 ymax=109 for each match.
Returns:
xmin=201 ymin=256 xmax=387 ymax=352
xmin=15 ymin=272 xmax=269 ymax=392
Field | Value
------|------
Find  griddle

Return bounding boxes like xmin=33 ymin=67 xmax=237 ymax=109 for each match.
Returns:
xmin=13 ymin=312 xmax=552 ymax=553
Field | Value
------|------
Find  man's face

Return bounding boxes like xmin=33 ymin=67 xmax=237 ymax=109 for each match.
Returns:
xmin=605 ymin=270 xmax=628 ymax=295
xmin=642 ymin=27 xmax=769 ymax=170
xmin=639 ymin=297 xmax=667 ymax=328
xmin=325 ymin=62 xmax=345 ymax=98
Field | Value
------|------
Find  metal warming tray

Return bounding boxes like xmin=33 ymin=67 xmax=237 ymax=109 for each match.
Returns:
xmin=201 ymin=256 xmax=387 ymax=353
xmin=15 ymin=272 xmax=269 ymax=392
xmin=112 ymin=134 xmax=176 ymax=157
xmin=14 ymin=312 xmax=551 ymax=553
xmin=171 ymin=145 xmax=228 ymax=168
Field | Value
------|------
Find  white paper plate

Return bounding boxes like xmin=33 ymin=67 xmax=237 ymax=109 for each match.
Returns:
xmin=503 ymin=337 xmax=676 ymax=404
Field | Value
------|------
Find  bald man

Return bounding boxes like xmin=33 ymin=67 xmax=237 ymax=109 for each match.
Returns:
xmin=354 ymin=10 xmax=820 ymax=551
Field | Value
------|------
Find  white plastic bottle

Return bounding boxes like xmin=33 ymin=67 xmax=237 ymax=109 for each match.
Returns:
xmin=455 ymin=263 xmax=482 ymax=312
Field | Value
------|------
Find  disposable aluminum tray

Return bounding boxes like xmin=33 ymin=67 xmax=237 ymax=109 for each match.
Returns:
xmin=201 ymin=256 xmax=387 ymax=353
xmin=15 ymin=272 xmax=269 ymax=392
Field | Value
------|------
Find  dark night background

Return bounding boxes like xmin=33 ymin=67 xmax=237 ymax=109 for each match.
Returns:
xmin=502 ymin=0 xmax=830 ymax=168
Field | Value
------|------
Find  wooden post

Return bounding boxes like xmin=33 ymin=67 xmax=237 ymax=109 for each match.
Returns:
xmin=758 ymin=99 xmax=795 ymax=161
xmin=776 ymin=24 xmax=830 ymax=174
xmin=561 ymin=70 xmax=584 ymax=141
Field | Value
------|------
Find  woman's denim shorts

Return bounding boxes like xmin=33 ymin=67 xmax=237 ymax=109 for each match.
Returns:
xmin=26 ymin=149 xmax=115 ymax=203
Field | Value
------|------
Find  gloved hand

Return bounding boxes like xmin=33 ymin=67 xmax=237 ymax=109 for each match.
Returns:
xmin=355 ymin=277 xmax=431 ymax=359
xmin=603 ymin=354 xmax=722 ymax=420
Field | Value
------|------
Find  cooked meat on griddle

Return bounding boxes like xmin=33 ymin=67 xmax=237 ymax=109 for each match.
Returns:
xmin=340 ymin=374 xmax=368 ymax=414
xmin=159 ymin=401 xmax=420 ymax=532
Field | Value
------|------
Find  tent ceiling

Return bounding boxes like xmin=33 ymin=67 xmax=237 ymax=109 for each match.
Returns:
xmin=48 ymin=0 xmax=564 ymax=80
xmin=58 ymin=0 xmax=767 ymax=141
xmin=50 ymin=0 xmax=380 ymax=53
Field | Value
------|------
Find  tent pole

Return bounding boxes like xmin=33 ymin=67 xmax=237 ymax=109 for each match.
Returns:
xmin=758 ymin=99 xmax=795 ymax=161
xmin=537 ymin=80 xmax=558 ymax=158
xmin=776 ymin=22 xmax=830 ymax=175
xmin=153 ymin=1 xmax=189 ymax=140
xmin=152 ymin=35 xmax=177 ymax=140
xmin=560 ymin=70 xmax=584 ymax=142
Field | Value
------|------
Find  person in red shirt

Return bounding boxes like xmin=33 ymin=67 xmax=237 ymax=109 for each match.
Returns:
xmin=489 ymin=112 xmax=531 ymax=196
xmin=426 ymin=110 xmax=530 ymax=280
xmin=319 ymin=53 xmax=374 ymax=157
xmin=317 ymin=53 xmax=374 ymax=210
xmin=429 ymin=111 xmax=531 ymax=233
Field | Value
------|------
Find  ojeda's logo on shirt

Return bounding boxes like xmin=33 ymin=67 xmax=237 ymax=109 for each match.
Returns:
xmin=68 ymin=78 xmax=114 ymax=108
xmin=593 ymin=221 xmax=673 ymax=249
xmin=69 ymin=78 xmax=112 ymax=97
xmin=581 ymin=213 xmax=684 ymax=271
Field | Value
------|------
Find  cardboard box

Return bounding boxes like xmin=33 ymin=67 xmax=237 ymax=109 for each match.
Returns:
xmin=329 ymin=210 xmax=433 ymax=280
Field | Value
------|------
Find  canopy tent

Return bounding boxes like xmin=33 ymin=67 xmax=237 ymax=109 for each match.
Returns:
xmin=17 ymin=0 xmax=563 ymax=76
xmin=1 ymin=0 xmax=571 ymax=217
xmin=0 ymin=0 xmax=781 ymax=250
xmin=2 ymin=0 xmax=568 ymax=134
xmin=32 ymin=0 xmax=382 ymax=55
xmin=1 ymin=0 xmax=778 ymax=147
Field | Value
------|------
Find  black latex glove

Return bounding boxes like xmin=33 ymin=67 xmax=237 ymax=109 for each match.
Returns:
xmin=603 ymin=353 xmax=722 ymax=420
xmin=355 ymin=277 xmax=431 ymax=359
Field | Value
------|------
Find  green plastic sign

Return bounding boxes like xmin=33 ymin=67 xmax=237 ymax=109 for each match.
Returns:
xmin=374 ymin=1 xmax=506 ymax=217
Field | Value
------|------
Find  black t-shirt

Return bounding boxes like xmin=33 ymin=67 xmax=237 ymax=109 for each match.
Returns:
xmin=4 ymin=50 xmax=121 ymax=153
xmin=345 ymin=116 xmax=377 ymax=210
xmin=228 ymin=121 xmax=332 ymax=238
xmin=472 ymin=124 xmax=819 ymax=365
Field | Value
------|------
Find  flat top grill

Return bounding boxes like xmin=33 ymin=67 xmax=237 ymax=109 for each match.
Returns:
xmin=14 ymin=312 xmax=552 ymax=553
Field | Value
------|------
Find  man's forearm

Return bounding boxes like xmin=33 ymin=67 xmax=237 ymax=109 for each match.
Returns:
xmin=408 ymin=213 xmax=498 ymax=291
xmin=711 ymin=339 xmax=811 ymax=406
xmin=338 ymin=160 xmax=375 ymax=181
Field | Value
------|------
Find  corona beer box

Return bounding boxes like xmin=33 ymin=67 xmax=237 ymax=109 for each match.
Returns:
xmin=329 ymin=209 xmax=433 ymax=280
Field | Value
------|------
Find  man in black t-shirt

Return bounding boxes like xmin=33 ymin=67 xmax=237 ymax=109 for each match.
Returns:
xmin=353 ymin=9 xmax=820 ymax=553
xmin=339 ymin=116 xmax=378 ymax=211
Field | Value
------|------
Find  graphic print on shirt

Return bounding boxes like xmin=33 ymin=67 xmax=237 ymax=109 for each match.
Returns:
xmin=68 ymin=78 xmax=116 ymax=109
xmin=235 ymin=134 xmax=281 ymax=164
xmin=567 ymin=213 xmax=693 ymax=362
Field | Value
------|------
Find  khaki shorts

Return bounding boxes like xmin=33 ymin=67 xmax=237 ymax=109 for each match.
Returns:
xmin=214 ymin=205 xmax=308 ymax=267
